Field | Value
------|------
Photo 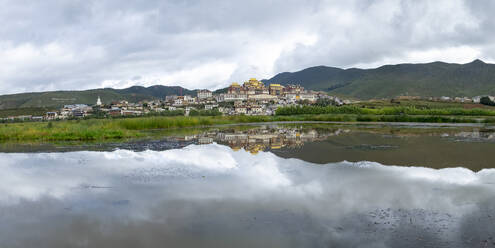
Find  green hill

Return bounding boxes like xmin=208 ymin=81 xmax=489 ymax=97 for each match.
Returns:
xmin=263 ymin=59 xmax=495 ymax=99
xmin=0 ymin=85 xmax=195 ymax=110
xmin=3 ymin=59 xmax=495 ymax=109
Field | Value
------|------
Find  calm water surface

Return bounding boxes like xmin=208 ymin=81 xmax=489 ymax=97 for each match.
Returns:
xmin=1 ymin=123 xmax=495 ymax=247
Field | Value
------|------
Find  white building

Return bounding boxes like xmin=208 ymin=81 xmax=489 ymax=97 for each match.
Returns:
xmin=198 ymin=137 xmax=214 ymax=144
xmin=218 ymin=107 xmax=230 ymax=114
xmin=299 ymin=93 xmax=318 ymax=102
xmin=173 ymin=98 xmax=184 ymax=106
xmin=248 ymin=94 xmax=277 ymax=100
xmin=197 ymin=89 xmax=212 ymax=99
xmin=285 ymin=93 xmax=298 ymax=102
xmin=222 ymin=94 xmax=248 ymax=102
xmin=45 ymin=112 xmax=58 ymax=120
xmin=184 ymin=95 xmax=197 ymax=104
xmin=185 ymin=107 xmax=194 ymax=116
xmin=248 ymin=105 xmax=264 ymax=115
xmin=234 ymin=106 xmax=247 ymax=114
xmin=205 ymin=104 xmax=218 ymax=110
xmin=165 ymin=95 xmax=178 ymax=102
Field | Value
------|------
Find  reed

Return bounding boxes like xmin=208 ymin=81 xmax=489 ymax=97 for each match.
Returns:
xmin=276 ymin=105 xmax=495 ymax=116
xmin=0 ymin=114 xmax=493 ymax=142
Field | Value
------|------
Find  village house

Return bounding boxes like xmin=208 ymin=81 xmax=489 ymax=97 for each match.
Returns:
xmin=234 ymin=106 xmax=247 ymax=115
xmin=16 ymin=115 xmax=32 ymax=121
xmin=122 ymin=110 xmax=143 ymax=116
xmin=8 ymin=76 xmax=346 ymax=123
xmin=184 ymin=106 xmax=195 ymax=116
xmin=204 ymin=104 xmax=218 ymax=110
xmin=45 ymin=112 xmax=58 ymax=120
xmin=269 ymin=84 xmax=284 ymax=96
xmin=197 ymin=89 xmax=212 ymax=99
xmin=109 ymin=108 xmax=122 ymax=117
xmin=173 ymin=97 xmax=184 ymax=106
xmin=248 ymin=93 xmax=277 ymax=101
xmin=299 ymin=92 xmax=318 ymax=102
xmin=247 ymin=105 xmax=264 ymax=115
xmin=220 ymin=93 xmax=248 ymax=102
xmin=184 ymin=95 xmax=196 ymax=104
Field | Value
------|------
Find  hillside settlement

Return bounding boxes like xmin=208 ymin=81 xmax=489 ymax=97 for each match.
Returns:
xmin=2 ymin=78 xmax=495 ymax=122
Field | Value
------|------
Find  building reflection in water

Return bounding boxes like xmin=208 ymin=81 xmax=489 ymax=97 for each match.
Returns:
xmin=167 ymin=125 xmax=495 ymax=162
xmin=170 ymin=125 xmax=350 ymax=154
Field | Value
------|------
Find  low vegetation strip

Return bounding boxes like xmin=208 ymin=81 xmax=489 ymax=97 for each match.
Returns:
xmin=275 ymin=105 xmax=495 ymax=116
xmin=0 ymin=116 xmax=277 ymax=142
xmin=0 ymin=114 xmax=494 ymax=142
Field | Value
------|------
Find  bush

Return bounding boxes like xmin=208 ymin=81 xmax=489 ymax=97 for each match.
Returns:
xmin=480 ymin=96 xmax=495 ymax=106
xmin=275 ymin=105 xmax=495 ymax=116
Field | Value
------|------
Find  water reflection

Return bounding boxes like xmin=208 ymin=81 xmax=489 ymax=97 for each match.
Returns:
xmin=1 ymin=144 xmax=495 ymax=247
xmin=2 ymin=124 xmax=495 ymax=171
xmin=169 ymin=125 xmax=350 ymax=154
xmin=167 ymin=124 xmax=495 ymax=171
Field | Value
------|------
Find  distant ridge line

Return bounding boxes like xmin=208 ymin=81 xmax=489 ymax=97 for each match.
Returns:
xmin=263 ymin=59 xmax=495 ymax=99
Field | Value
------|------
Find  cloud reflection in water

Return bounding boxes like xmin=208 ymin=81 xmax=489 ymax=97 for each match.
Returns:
xmin=0 ymin=143 xmax=494 ymax=247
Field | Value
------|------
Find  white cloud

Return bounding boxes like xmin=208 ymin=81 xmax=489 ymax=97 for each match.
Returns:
xmin=0 ymin=0 xmax=493 ymax=94
xmin=2 ymin=143 xmax=495 ymax=246
xmin=1 ymin=143 xmax=495 ymax=207
xmin=101 ymin=61 xmax=238 ymax=90
xmin=351 ymin=46 xmax=487 ymax=69
xmin=0 ymin=41 xmax=107 ymax=93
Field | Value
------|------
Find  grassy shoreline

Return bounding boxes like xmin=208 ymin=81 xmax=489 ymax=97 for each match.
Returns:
xmin=1 ymin=114 xmax=495 ymax=142
xmin=276 ymin=105 xmax=495 ymax=116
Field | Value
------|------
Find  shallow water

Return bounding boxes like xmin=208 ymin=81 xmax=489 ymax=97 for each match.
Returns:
xmin=1 ymin=124 xmax=495 ymax=247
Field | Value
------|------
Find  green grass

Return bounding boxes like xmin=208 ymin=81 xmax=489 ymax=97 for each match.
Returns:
xmin=350 ymin=99 xmax=474 ymax=109
xmin=0 ymin=116 xmax=275 ymax=142
xmin=276 ymin=105 xmax=495 ymax=116
xmin=1 ymin=114 xmax=494 ymax=142
xmin=0 ymin=119 xmax=134 ymax=142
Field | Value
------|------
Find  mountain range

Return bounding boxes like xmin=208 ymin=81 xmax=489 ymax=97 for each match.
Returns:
xmin=1 ymin=59 xmax=495 ymax=110
xmin=263 ymin=59 xmax=495 ymax=99
xmin=0 ymin=86 xmax=195 ymax=110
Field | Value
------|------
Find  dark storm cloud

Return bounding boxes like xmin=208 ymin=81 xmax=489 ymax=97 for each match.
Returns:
xmin=0 ymin=0 xmax=493 ymax=94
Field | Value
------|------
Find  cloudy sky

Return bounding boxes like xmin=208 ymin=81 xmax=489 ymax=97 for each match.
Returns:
xmin=0 ymin=0 xmax=494 ymax=94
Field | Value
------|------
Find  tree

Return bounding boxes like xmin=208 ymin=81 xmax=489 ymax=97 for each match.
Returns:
xmin=189 ymin=109 xmax=200 ymax=116
xmin=480 ymin=96 xmax=495 ymax=106
xmin=315 ymin=98 xmax=334 ymax=106
xmin=92 ymin=106 xmax=106 ymax=118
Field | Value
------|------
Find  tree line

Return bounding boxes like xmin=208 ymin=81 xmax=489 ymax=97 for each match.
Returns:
xmin=275 ymin=105 xmax=495 ymax=116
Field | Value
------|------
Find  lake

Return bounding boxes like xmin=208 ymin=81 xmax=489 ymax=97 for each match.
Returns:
xmin=1 ymin=123 xmax=495 ymax=247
